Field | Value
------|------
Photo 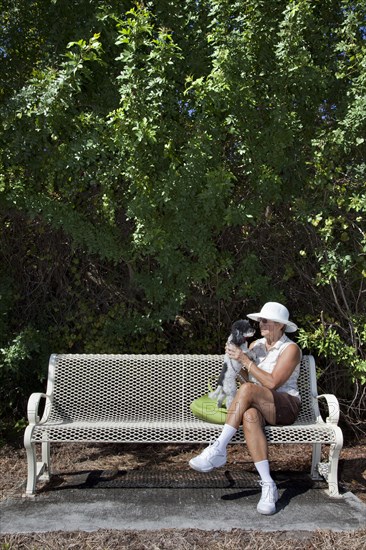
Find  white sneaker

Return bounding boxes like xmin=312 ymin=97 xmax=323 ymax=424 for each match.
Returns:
xmin=189 ymin=440 xmax=227 ymax=473
xmin=257 ymin=481 xmax=279 ymax=515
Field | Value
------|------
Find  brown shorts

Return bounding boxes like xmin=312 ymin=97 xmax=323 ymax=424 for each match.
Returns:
xmin=270 ymin=391 xmax=301 ymax=426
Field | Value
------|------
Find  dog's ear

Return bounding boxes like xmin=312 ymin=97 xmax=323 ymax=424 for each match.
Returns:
xmin=231 ymin=319 xmax=256 ymax=343
xmin=232 ymin=319 xmax=251 ymax=332
xmin=232 ymin=319 xmax=245 ymax=330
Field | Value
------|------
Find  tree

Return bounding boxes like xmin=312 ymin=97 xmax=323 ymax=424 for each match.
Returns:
xmin=0 ymin=0 xmax=365 ymax=436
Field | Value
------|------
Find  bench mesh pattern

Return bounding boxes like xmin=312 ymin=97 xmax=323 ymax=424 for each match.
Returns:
xmin=31 ymin=354 xmax=336 ymax=444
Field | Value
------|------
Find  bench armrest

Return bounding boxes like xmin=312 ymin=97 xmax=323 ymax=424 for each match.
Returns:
xmin=27 ymin=393 xmax=51 ymax=425
xmin=316 ymin=393 xmax=340 ymax=424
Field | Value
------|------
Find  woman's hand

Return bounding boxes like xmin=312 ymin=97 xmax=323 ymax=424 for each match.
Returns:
xmin=226 ymin=343 xmax=251 ymax=381
xmin=226 ymin=343 xmax=241 ymax=361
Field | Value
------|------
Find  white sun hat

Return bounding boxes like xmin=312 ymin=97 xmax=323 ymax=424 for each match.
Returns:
xmin=247 ymin=302 xmax=298 ymax=333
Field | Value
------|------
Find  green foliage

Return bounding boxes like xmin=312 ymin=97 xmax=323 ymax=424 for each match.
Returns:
xmin=298 ymin=322 xmax=366 ymax=385
xmin=0 ymin=326 xmax=49 ymax=423
xmin=0 ymin=275 xmax=13 ymax=343
xmin=0 ymin=0 xmax=365 ymax=436
xmin=1 ymin=328 xmax=40 ymax=371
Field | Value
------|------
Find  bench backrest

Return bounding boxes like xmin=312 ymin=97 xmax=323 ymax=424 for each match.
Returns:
xmin=44 ymin=354 xmax=318 ymax=424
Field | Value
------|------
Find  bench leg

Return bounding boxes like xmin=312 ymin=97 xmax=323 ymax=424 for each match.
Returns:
xmin=310 ymin=427 xmax=343 ymax=498
xmin=24 ymin=426 xmax=37 ymax=497
xmin=326 ymin=426 xmax=343 ymax=498
xmin=40 ymin=439 xmax=51 ymax=481
xmin=310 ymin=443 xmax=322 ymax=480
xmin=23 ymin=428 xmax=52 ymax=496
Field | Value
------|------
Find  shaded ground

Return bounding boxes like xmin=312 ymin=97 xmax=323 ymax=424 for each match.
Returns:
xmin=0 ymin=439 xmax=365 ymax=548
xmin=2 ymin=439 xmax=365 ymax=502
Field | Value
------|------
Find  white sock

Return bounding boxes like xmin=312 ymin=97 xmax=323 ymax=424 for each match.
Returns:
xmin=255 ymin=460 xmax=274 ymax=483
xmin=216 ymin=424 xmax=237 ymax=451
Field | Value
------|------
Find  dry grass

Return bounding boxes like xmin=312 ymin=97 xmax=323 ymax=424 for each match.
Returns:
xmin=0 ymin=528 xmax=366 ymax=550
xmin=0 ymin=440 xmax=365 ymax=549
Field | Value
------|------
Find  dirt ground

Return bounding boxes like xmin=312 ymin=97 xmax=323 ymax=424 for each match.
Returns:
xmin=0 ymin=439 xmax=365 ymax=549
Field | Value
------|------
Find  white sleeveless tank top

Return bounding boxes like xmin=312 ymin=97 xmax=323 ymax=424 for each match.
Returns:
xmin=250 ymin=334 xmax=301 ymax=400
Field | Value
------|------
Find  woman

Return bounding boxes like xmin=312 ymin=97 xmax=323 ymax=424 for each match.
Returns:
xmin=189 ymin=302 xmax=302 ymax=515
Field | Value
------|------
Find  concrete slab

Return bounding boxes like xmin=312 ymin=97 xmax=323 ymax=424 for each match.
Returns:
xmin=1 ymin=471 xmax=365 ymax=534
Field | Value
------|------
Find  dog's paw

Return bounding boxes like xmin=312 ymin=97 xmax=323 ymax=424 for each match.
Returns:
xmin=241 ymin=348 xmax=257 ymax=362
xmin=209 ymin=386 xmax=225 ymax=401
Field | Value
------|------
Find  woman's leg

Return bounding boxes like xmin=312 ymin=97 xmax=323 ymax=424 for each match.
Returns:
xmin=226 ymin=382 xmax=276 ymax=428
xmin=234 ymin=387 xmax=278 ymax=515
xmin=189 ymin=383 xmax=276 ymax=472
xmin=243 ymin=406 xmax=275 ymax=482
xmin=242 ymin=406 xmax=268 ymax=463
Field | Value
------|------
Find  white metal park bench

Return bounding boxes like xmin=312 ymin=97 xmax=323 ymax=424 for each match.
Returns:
xmin=24 ymin=353 xmax=343 ymax=497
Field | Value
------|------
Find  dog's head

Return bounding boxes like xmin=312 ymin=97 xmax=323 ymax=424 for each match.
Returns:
xmin=231 ymin=319 xmax=255 ymax=346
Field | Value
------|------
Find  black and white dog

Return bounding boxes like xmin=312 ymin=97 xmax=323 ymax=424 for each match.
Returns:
xmin=209 ymin=320 xmax=256 ymax=409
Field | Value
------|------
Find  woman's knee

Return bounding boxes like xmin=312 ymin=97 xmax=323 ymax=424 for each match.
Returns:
xmin=243 ymin=407 xmax=264 ymax=431
xmin=236 ymin=382 xmax=255 ymax=402
xmin=236 ymin=382 xmax=266 ymax=409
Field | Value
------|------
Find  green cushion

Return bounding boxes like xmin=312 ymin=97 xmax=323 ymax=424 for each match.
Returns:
xmin=190 ymin=394 xmax=227 ymax=425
